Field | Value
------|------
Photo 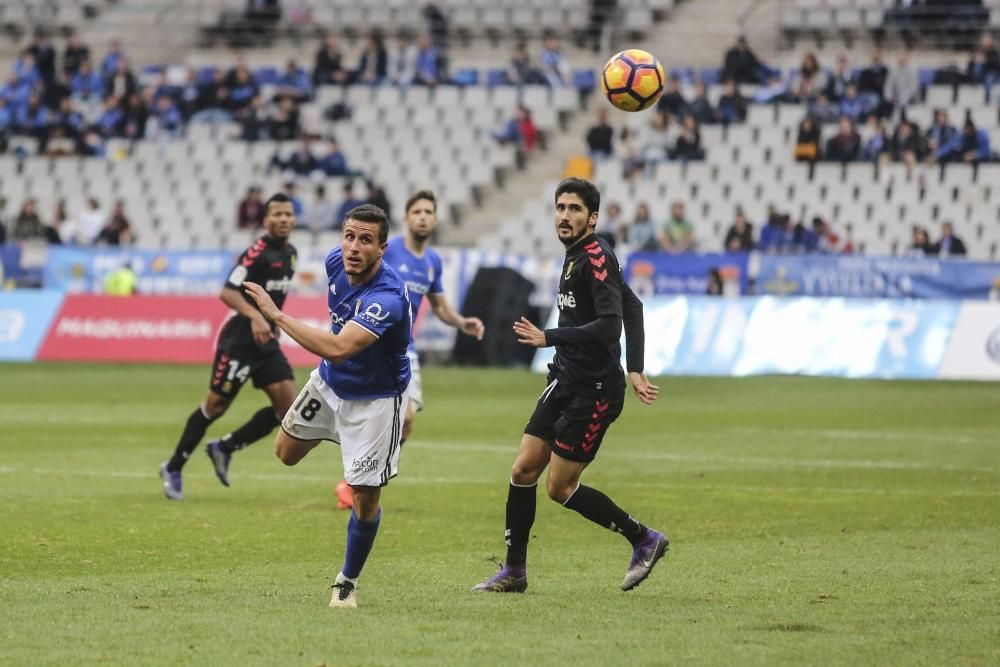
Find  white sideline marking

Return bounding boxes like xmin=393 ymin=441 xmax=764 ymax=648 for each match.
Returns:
xmin=408 ymin=442 xmax=998 ymax=474
xmin=732 ymin=426 xmax=981 ymax=445
xmin=1 ymin=466 xmax=998 ymax=498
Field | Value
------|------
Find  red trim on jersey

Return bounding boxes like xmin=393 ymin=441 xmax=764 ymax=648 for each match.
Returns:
xmin=592 ymin=269 xmax=608 ymax=282
xmin=554 ymin=439 xmax=573 ymax=451
xmin=586 ymin=246 xmax=602 ymax=256
xmin=589 ymin=255 xmax=607 ymax=268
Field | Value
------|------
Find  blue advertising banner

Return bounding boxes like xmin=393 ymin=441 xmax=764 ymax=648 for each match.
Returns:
xmin=624 ymin=252 xmax=749 ymax=296
xmin=43 ymin=248 xmax=235 ymax=294
xmin=532 ymin=295 xmax=961 ymax=380
xmin=757 ymin=255 xmax=1000 ymax=299
xmin=0 ymin=290 xmax=65 ymax=361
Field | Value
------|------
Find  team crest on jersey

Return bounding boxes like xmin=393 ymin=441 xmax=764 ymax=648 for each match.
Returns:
xmin=290 ymin=255 xmax=296 ymax=269
xmin=564 ymin=260 xmax=575 ymax=280
xmin=362 ymin=303 xmax=391 ymax=321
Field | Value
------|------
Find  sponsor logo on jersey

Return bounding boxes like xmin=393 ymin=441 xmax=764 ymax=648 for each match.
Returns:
xmin=265 ymin=278 xmax=292 ymax=293
xmin=361 ymin=303 xmax=391 ymax=322
xmin=350 ymin=457 xmax=380 ymax=474
xmin=557 ymin=291 xmax=577 ymax=310
xmin=405 ymin=280 xmax=429 ymax=295
xmin=227 ymin=265 xmax=248 ymax=287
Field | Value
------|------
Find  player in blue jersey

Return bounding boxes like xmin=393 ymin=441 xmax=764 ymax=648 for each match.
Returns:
xmin=333 ymin=190 xmax=484 ymax=508
xmin=243 ymin=204 xmax=411 ymax=609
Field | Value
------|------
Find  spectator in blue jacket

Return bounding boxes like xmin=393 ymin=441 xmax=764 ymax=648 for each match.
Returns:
xmin=413 ymin=33 xmax=440 ymax=86
xmin=758 ymin=211 xmax=794 ymax=254
xmin=937 ymin=119 xmax=992 ymax=164
xmin=70 ymin=60 xmax=104 ymax=104
xmin=318 ymin=139 xmax=350 ymax=176
xmin=275 ymin=59 xmax=311 ymax=101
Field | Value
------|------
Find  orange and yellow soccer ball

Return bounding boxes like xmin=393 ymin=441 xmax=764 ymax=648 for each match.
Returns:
xmin=600 ymin=49 xmax=665 ymax=112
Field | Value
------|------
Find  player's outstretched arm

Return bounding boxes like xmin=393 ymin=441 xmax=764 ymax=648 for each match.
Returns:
xmin=427 ymin=292 xmax=484 ymax=340
xmin=243 ymin=282 xmax=375 ymax=363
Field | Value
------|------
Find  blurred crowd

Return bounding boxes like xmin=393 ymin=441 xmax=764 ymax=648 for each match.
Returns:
xmin=0 ymin=196 xmax=134 ymax=246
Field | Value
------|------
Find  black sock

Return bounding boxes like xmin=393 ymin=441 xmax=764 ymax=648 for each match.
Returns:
xmin=218 ymin=407 xmax=280 ymax=454
xmin=504 ymin=481 xmax=537 ymax=567
xmin=562 ymin=484 xmax=649 ymax=546
xmin=167 ymin=407 xmax=214 ymax=472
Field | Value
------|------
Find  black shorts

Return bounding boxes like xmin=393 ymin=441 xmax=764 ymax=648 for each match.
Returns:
xmin=208 ymin=343 xmax=294 ymax=400
xmin=523 ymin=379 xmax=624 ymax=463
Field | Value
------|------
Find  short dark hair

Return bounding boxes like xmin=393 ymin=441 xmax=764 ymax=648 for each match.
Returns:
xmin=264 ymin=192 xmax=292 ymax=215
xmin=345 ymin=204 xmax=389 ymax=243
xmin=554 ymin=178 xmax=600 ymax=216
xmin=405 ymin=190 xmax=437 ymax=214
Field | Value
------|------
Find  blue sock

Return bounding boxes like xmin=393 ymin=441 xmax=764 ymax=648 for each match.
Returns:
xmin=342 ymin=509 xmax=381 ymax=580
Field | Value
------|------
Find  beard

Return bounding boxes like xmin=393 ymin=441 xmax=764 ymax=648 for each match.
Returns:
xmin=558 ymin=225 xmax=589 ymax=248
xmin=410 ymin=230 xmax=432 ymax=242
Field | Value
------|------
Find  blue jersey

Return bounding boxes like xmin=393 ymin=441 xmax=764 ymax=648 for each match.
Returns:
xmin=318 ymin=248 xmax=412 ymax=400
xmin=383 ymin=236 xmax=444 ymax=323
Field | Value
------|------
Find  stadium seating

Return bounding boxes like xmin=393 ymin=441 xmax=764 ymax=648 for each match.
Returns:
xmin=489 ymin=80 xmax=1000 ymax=261
xmin=0 ymin=0 xmax=113 ymax=37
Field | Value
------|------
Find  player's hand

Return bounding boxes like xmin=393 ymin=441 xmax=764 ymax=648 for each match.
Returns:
xmin=243 ymin=282 xmax=280 ymax=337
xmin=461 ymin=316 xmax=485 ymax=340
xmin=628 ymin=372 xmax=659 ymax=405
xmin=512 ymin=316 xmax=546 ymax=347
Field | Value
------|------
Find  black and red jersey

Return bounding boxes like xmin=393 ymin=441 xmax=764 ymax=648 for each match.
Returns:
xmin=218 ymin=235 xmax=297 ymax=352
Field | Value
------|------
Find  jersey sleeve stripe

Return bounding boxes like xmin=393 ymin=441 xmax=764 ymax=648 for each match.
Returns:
xmin=345 ymin=319 xmax=381 ymax=339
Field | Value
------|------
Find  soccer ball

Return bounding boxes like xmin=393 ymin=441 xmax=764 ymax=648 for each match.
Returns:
xmin=600 ymin=49 xmax=665 ymax=112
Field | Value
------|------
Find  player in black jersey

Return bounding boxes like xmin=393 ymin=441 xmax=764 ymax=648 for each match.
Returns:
xmin=473 ymin=178 xmax=668 ymax=593
xmin=159 ymin=193 xmax=299 ymax=500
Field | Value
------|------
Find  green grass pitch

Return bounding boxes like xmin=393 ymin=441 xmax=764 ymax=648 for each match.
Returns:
xmin=1 ymin=362 xmax=998 ymax=666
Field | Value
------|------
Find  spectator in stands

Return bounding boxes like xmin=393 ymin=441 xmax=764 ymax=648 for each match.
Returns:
xmin=886 ymin=49 xmax=919 ymax=111
xmin=270 ymin=138 xmax=317 ymax=175
xmin=423 ymin=4 xmax=449 ymax=51
xmin=933 ymin=222 xmax=967 ymax=258
xmin=70 ymin=60 xmax=104 ymax=107
xmin=597 ymin=202 xmax=626 ymax=248
xmin=100 ymin=40 xmax=125 ymax=78
xmin=794 ymin=115 xmax=822 ymax=162
xmin=507 ymin=42 xmax=546 ymax=85
xmin=723 ymin=36 xmax=765 ymax=84
xmin=966 ymin=33 xmax=1000 ymax=84
xmin=12 ymin=199 xmax=45 ymax=242
xmin=145 ymin=96 xmax=182 ymax=140
xmin=825 ymin=116 xmax=861 ymax=163
xmin=237 ymin=95 xmax=267 ymax=141
xmin=823 ymin=54 xmax=854 ymax=101
xmin=51 ymin=97 xmax=84 ymax=143
xmin=190 ymin=69 xmax=233 ymax=123
xmin=269 ymin=96 xmax=300 ymax=140
xmin=688 ymin=81 xmax=715 ymax=125
xmin=491 ymin=105 xmax=538 ymax=151
xmin=413 ymin=33 xmax=441 ymax=87
xmin=936 ymin=117 xmax=992 ymax=164
xmin=790 ymin=53 xmax=827 ymax=103
xmin=303 ymin=184 xmax=338 ymax=230
xmin=275 ymin=60 xmax=311 ymax=101
xmin=77 ymin=129 xmax=106 ymax=157
xmin=586 ymin=107 xmax=614 ymax=161
xmin=628 ymin=202 xmax=658 ymax=252
xmin=799 ymin=216 xmax=848 ymax=254
xmin=671 ymin=114 xmax=704 ymax=162
xmin=630 ymin=110 xmax=676 ymax=177
xmin=659 ymin=201 xmax=695 ymax=254
xmin=96 ymin=200 xmax=134 ymax=246
xmin=758 ymin=211 xmax=793 ymax=254
xmin=283 ymin=181 xmax=304 ymax=216
xmin=104 ymin=59 xmax=137 ymax=101
xmin=15 ymin=93 xmax=50 ymax=143
xmin=724 ymin=207 xmax=754 ymax=252
xmin=335 ymin=182 xmax=365 ymax=228
xmin=366 ymin=181 xmax=392 ymax=223
xmin=907 ymin=226 xmax=934 ymax=257
xmin=70 ymin=198 xmax=105 ymax=245
xmin=237 ymin=186 xmax=264 ymax=229
xmin=313 ymin=34 xmax=349 ymax=87
xmin=716 ymin=79 xmax=747 ymax=125
xmin=27 ymin=30 xmax=56 ymax=91
xmin=392 ymin=32 xmax=419 ymax=85
xmin=539 ymin=34 xmax=570 ymax=87
xmin=838 ymin=84 xmax=868 ymax=123
xmin=860 ymin=116 xmax=889 ymax=163
xmin=121 ymin=92 xmax=149 ymax=140
xmin=890 ymin=119 xmax=923 ymax=165
xmin=656 ymin=75 xmax=688 ymax=119
xmin=355 ymin=30 xmax=389 ymax=85
xmin=63 ymin=32 xmax=90 ymax=79
xmin=924 ymin=109 xmax=956 ymax=161
xmin=245 ymin=0 xmax=282 ymax=29
xmin=857 ymin=49 xmax=888 ymax=112
xmin=0 ymin=99 xmax=11 ymax=152
xmin=45 ymin=200 xmax=67 ymax=245
xmin=226 ymin=63 xmax=259 ymax=111
xmin=318 ymin=139 xmax=351 ymax=176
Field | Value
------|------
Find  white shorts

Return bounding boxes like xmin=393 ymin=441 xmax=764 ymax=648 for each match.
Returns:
xmin=282 ymin=369 xmax=408 ymax=487
xmin=406 ymin=349 xmax=424 ymax=412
